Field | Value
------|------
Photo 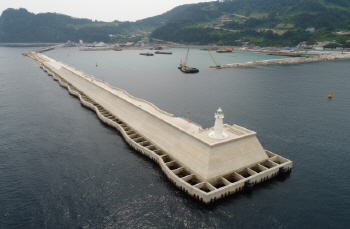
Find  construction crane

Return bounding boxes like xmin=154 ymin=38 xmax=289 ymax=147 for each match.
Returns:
xmin=183 ymin=48 xmax=190 ymax=67
xmin=219 ymin=40 xmax=232 ymax=52
xmin=207 ymin=50 xmax=221 ymax=69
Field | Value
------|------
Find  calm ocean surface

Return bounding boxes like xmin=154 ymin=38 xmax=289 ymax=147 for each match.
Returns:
xmin=1 ymin=47 xmax=349 ymax=228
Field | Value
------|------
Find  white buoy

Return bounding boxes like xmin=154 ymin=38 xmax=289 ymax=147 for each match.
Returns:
xmin=209 ymin=107 xmax=228 ymax=139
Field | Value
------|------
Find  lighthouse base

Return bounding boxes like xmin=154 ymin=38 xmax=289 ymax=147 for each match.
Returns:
xmin=209 ymin=131 xmax=228 ymax=139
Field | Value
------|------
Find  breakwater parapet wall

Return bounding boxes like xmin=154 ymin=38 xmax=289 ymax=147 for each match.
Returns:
xmin=22 ymin=44 xmax=65 ymax=56
xmin=26 ymin=49 xmax=292 ymax=203
xmin=214 ymin=52 xmax=350 ymax=69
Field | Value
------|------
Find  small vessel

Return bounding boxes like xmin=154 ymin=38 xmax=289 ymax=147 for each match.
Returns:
xmin=153 ymin=45 xmax=163 ymax=50
xmin=113 ymin=43 xmax=122 ymax=51
xmin=180 ymin=67 xmax=199 ymax=73
xmin=328 ymin=91 xmax=333 ymax=98
xmin=179 ymin=49 xmax=199 ymax=73
xmin=216 ymin=50 xmax=232 ymax=53
xmin=155 ymin=51 xmax=172 ymax=55
xmin=140 ymin=52 xmax=154 ymax=56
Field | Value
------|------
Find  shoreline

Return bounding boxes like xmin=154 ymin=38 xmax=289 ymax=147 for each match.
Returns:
xmin=0 ymin=42 xmax=62 ymax=47
xmin=14 ymin=43 xmax=350 ymax=69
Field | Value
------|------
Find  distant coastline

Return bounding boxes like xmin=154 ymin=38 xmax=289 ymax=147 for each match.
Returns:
xmin=0 ymin=43 xmax=62 ymax=47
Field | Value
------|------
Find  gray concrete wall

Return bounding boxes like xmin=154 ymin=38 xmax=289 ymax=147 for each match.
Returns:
xmin=40 ymin=62 xmax=293 ymax=204
xmin=48 ymin=64 xmax=270 ymax=180
xmin=46 ymin=64 xmax=213 ymax=179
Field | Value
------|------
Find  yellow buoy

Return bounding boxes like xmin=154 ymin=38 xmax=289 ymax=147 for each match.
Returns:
xmin=96 ymin=62 xmax=98 ymax=67
xmin=328 ymin=91 xmax=332 ymax=98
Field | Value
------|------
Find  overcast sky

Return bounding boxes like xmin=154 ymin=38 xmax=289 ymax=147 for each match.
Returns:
xmin=0 ymin=0 xmax=214 ymax=22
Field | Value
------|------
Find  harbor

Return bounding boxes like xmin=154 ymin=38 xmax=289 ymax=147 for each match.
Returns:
xmin=3 ymin=45 xmax=350 ymax=228
xmin=2 ymin=0 xmax=350 ymax=226
xmin=30 ymin=41 xmax=350 ymax=69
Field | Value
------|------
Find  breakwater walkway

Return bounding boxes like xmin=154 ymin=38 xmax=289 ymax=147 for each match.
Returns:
xmin=213 ymin=52 xmax=350 ymax=68
xmin=24 ymin=47 xmax=292 ymax=204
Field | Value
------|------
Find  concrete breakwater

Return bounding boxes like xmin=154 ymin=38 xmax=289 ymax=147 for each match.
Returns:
xmin=25 ymin=49 xmax=292 ymax=203
xmin=213 ymin=52 xmax=350 ymax=68
xmin=22 ymin=44 xmax=65 ymax=56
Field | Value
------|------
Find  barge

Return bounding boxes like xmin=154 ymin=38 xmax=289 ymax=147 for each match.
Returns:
xmin=140 ymin=52 xmax=154 ymax=56
xmin=155 ymin=51 xmax=172 ymax=55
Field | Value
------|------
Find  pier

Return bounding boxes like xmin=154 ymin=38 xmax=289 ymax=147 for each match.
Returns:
xmin=25 ymin=47 xmax=293 ymax=203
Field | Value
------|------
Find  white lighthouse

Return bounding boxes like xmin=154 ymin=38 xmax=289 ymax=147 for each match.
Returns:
xmin=209 ymin=107 xmax=228 ymax=139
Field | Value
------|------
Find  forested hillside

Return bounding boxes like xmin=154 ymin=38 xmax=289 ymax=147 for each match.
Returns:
xmin=1 ymin=0 xmax=350 ymax=46
xmin=0 ymin=8 xmax=132 ymax=43
xmin=0 ymin=5 xmax=203 ymax=43
xmin=151 ymin=0 xmax=350 ymax=46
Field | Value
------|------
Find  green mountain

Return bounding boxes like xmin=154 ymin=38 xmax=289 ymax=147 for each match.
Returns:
xmin=1 ymin=0 xmax=350 ymax=47
xmin=0 ymin=8 xmax=133 ymax=43
xmin=0 ymin=6 xmax=199 ymax=43
xmin=151 ymin=0 xmax=350 ymax=46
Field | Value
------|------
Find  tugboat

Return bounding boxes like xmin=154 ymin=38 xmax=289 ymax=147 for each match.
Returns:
xmin=179 ymin=49 xmax=199 ymax=73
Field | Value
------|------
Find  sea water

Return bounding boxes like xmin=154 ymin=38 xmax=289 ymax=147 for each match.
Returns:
xmin=1 ymin=47 xmax=349 ymax=228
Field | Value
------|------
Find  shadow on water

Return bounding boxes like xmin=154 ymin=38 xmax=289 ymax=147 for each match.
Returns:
xmin=200 ymin=172 xmax=293 ymax=208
